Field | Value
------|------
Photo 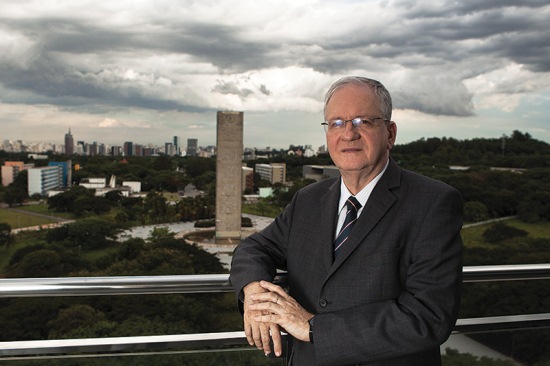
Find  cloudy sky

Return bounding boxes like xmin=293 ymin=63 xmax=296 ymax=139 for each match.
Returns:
xmin=1 ymin=0 xmax=549 ymax=150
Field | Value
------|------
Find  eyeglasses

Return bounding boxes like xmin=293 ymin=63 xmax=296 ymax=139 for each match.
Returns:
xmin=321 ymin=117 xmax=390 ymax=134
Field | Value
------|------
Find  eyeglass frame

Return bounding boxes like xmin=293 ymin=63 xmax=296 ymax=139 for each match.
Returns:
xmin=321 ymin=117 xmax=390 ymax=134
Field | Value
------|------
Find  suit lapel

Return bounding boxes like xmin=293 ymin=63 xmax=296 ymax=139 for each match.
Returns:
xmin=317 ymin=178 xmax=341 ymax=271
xmin=327 ymin=159 xmax=402 ymax=277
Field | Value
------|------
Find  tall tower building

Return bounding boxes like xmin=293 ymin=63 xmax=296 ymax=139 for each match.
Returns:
xmin=64 ymin=129 xmax=74 ymax=156
xmin=165 ymin=142 xmax=174 ymax=156
xmin=123 ymin=141 xmax=133 ymax=156
xmin=187 ymin=138 xmax=198 ymax=156
xmin=215 ymin=111 xmax=243 ymax=243
xmin=173 ymin=136 xmax=180 ymax=156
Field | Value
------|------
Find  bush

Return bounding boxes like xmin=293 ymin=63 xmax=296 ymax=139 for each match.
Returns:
xmin=195 ymin=219 xmax=215 ymax=228
xmin=464 ymin=201 xmax=490 ymax=222
xmin=241 ymin=216 xmax=253 ymax=227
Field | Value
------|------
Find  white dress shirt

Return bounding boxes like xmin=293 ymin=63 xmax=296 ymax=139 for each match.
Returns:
xmin=335 ymin=159 xmax=389 ymax=237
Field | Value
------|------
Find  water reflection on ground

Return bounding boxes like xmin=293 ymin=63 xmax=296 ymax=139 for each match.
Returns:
xmin=120 ymin=214 xmax=274 ymax=269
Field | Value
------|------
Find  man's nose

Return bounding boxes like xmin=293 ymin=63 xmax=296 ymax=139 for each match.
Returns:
xmin=341 ymin=121 xmax=361 ymax=139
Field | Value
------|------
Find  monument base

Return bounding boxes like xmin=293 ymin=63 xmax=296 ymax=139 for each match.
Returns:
xmin=215 ymin=231 xmax=241 ymax=244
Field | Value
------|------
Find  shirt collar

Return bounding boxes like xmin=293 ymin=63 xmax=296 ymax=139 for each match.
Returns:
xmin=338 ymin=159 xmax=389 ymax=216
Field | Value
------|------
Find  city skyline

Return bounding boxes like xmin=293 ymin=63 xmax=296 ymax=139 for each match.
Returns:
xmin=0 ymin=1 xmax=549 ymax=148
xmin=0 ymin=128 xmax=309 ymax=153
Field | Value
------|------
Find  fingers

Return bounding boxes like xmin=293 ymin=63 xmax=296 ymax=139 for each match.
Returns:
xmin=259 ymin=280 xmax=288 ymax=298
xmin=270 ymin=323 xmax=283 ymax=357
xmin=243 ymin=284 xmax=278 ymax=356
xmin=242 ymin=281 xmax=286 ymax=356
xmin=245 ymin=312 xmax=274 ymax=354
xmin=260 ymin=320 xmax=272 ymax=355
xmin=244 ymin=312 xmax=260 ymax=347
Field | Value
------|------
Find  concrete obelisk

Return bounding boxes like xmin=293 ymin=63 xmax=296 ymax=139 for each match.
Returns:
xmin=215 ymin=111 xmax=243 ymax=244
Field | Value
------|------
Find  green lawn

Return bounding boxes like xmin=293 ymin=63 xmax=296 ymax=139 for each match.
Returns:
xmin=13 ymin=204 xmax=73 ymax=219
xmin=0 ymin=208 xmax=54 ymax=229
xmin=461 ymin=218 xmax=550 ymax=248
xmin=505 ymin=218 xmax=550 ymax=238
xmin=242 ymin=203 xmax=283 ymax=218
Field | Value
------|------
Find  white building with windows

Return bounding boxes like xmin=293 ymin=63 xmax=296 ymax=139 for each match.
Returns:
xmin=27 ymin=166 xmax=63 ymax=196
xmin=255 ymin=163 xmax=286 ymax=185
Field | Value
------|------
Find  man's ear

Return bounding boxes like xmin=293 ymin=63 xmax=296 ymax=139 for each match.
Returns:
xmin=387 ymin=121 xmax=397 ymax=150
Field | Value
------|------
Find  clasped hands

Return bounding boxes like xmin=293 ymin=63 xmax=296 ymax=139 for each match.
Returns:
xmin=243 ymin=280 xmax=314 ymax=357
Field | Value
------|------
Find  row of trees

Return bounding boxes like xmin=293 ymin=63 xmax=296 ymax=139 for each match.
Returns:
xmin=44 ymin=186 xmax=214 ymax=226
xmin=2 ymin=130 xmax=549 ymax=223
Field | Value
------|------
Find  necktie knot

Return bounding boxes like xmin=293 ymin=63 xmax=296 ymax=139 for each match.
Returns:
xmin=334 ymin=196 xmax=362 ymax=259
xmin=346 ymin=196 xmax=361 ymax=213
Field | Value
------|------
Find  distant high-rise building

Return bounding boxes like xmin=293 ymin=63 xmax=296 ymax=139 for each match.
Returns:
xmin=173 ymin=136 xmax=180 ymax=156
xmin=134 ymin=144 xmax=143 ymax=157
xmin=111 ymin=146 xmax=122 ymax=156
xmin=123 ymin=141 xmax=133 ymax=156
xmin=64 ymin=129 xmax=74 ymax=156
xmin=165 ymin=142 xmax=174 ymax=156
xmin=77 ymin=141 xmax=86 ymax=155
xmin=187 ymin=138 xmax=198 ymax=156
xmin=90 ymin=142 xmax=98 ymax=156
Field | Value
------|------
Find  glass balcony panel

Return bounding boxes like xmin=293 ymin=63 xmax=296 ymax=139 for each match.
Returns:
xmin=443 ymin=328 xmax=550 ymax=365
xmin=1 ymin=348 xmax=287 ymax=365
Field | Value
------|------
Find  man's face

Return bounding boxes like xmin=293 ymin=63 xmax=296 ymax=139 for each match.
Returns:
xmin=325 ymin=84 xmax=396 ymax=175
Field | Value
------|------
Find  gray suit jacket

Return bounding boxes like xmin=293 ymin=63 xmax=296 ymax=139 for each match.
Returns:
xmin=230 ymin=159 xmax=463 ymax=366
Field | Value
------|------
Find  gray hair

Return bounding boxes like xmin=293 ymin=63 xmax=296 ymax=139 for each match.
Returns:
xmin=323 ymin=76 xmax=393 ymax=121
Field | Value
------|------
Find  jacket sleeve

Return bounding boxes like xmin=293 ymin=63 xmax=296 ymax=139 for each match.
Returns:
xmin=229 ymin=191 xmax=298 ymax=302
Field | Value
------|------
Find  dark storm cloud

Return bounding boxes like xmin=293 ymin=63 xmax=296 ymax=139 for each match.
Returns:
xmin=0 ymin=53 xmax=210 ymax=113
xmin=392 ymin=75 xmax=475 ymax=117
xmin=314 ymin=2 xmax=549 ymax=73
xmin=392 ymin=1 xmax=549 ymax=71
xmin=158 ymin=23 xmax=274 ymax=72
xmin=395 ymin=0 xmax=549 ymax=18
xmin=0 ymin=0 xmax=548 ymax=121
xmin=2 ymin=26 xmax=240 ymax=113
xmin=212 ymin=80 xmax=254 ymax=97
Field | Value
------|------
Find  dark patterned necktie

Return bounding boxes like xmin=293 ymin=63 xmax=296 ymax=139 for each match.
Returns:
xmin=334 ymin=196 xmax=361 ymax=259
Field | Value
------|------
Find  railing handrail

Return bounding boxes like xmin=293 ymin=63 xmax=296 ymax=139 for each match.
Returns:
xmin=463 ymin=263 xmax=550 ymax=282
xmin=1 ymin=313 xmax=550 ymax=358
xmin=1 ymin=264 xmax=549 ymax=360
xmin=0 ymin=331 xmax=250 ymax=358
xmin=1 ymin=264 xmax=550 ymax=298
xmin=0 ymin=274 xmax=234 ymax=298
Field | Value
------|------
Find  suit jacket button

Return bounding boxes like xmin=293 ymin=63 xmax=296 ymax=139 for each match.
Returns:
xmin=319 ymin=299 xmax=328 ymax=307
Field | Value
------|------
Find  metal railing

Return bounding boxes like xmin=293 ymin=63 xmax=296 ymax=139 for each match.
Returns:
xmin=1 ymin=264 xmax=550 ymax=359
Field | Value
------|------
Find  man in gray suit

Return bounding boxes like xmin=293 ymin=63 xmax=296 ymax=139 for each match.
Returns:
xmin=230 ymin=76 xmax=463 ymax=365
